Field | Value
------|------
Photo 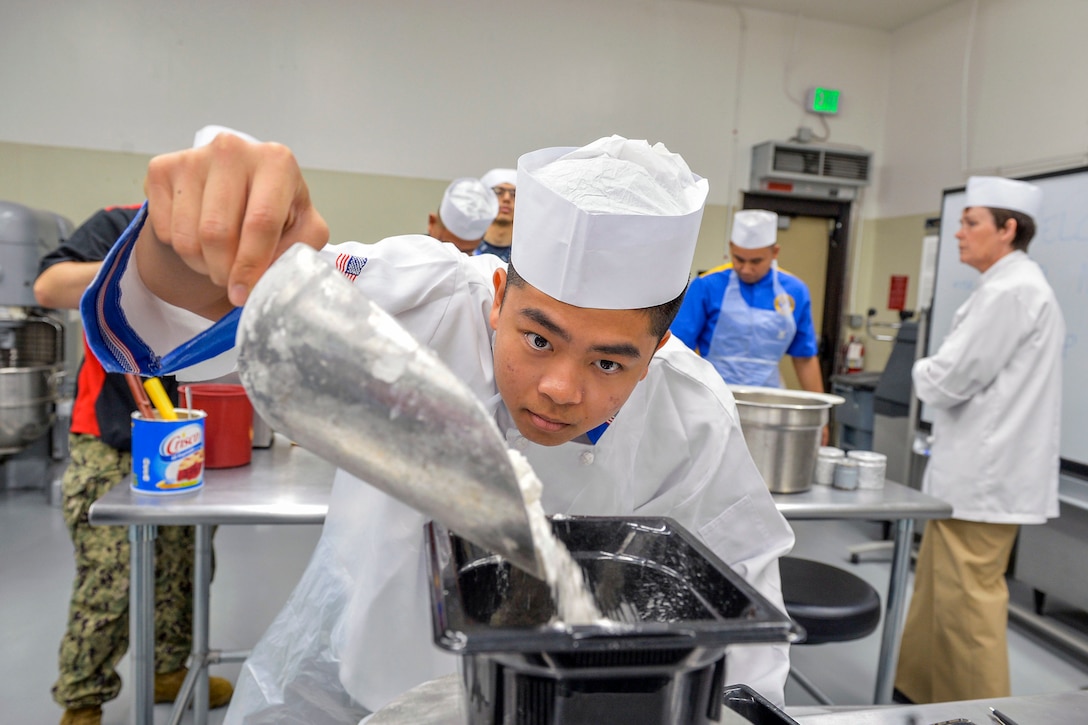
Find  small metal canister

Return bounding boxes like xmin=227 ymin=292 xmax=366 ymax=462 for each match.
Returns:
xmin=814 ymin=446 xmax=845 ymax=485
xmin=847 ymin=450 xmax=887 ymax=489
xmin=832 ymin=458 xmax=859 ymax=490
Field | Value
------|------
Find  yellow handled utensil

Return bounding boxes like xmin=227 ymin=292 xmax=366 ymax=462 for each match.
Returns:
xmin=142 ymin=377 xmax=178 ymax=421
xmin=125 ymin=373 xmax=155 ymax=420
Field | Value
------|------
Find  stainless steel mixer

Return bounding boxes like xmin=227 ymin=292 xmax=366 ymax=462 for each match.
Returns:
xmin=0 ymin=200 xmax=73 ymax=491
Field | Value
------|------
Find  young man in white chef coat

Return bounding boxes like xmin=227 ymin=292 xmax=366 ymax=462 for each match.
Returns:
xmin=80 ymin=132 xmax=795 ymax=722
xmin=474 ymin=167 xmax=517 ymax=260
xmin=426 ymin=176 xmax=498 ymax=255
xmin=895 ymin=176 xmax=1064 ymax=704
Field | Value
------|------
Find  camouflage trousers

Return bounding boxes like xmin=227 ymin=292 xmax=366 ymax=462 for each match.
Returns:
xmin=52 ymin=434 xmax=213 ymax=709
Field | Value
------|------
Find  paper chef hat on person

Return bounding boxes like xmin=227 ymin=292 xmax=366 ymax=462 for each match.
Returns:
xmin=731 ymin=210 xmax=778 ymax=249
xmin=511 ymin=135 xmax=708 ymax=309
xmin=481 ymin=168 xmax=517 ymax=189
xmin=964 ymin=176 xmax=1043 ymax=220
xmin=439 ymin=177 xmax=499 ymax=241
xmin=192 ymin=124 xmax=260 ymax=148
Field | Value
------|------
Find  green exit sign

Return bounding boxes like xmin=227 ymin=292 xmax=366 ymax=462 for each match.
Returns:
xmin=807 ymin=87 xmax=840 ymax=115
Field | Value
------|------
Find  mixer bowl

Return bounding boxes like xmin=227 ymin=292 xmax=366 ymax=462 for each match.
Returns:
xmin=0 ymin=365 xmax=58 ymax=455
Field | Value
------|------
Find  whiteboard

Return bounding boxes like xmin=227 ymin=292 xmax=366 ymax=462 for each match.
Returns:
xmin=925 ymin=167 xmax=1088 ymax=468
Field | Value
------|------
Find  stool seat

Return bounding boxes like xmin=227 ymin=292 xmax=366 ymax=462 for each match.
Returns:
xmin=780 ymin=556 xmax=881 ymax=645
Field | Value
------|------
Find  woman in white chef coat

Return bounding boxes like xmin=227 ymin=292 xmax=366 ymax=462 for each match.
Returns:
xmin=80 ymin=132 xmax=796 ymax=722
xmin=894 ymin=176 xmax=1064 ymax=704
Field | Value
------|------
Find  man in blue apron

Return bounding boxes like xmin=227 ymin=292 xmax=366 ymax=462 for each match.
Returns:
xmin=671 ymin=209 xmax=823 ymax=393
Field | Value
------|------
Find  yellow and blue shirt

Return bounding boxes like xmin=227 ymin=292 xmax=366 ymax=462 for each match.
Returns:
xmin=671 ymin=263 xmax=818 ymax=358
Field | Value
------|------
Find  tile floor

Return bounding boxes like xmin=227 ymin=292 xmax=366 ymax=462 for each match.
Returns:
xmin=3 ymin=486 xmax=1087 ymax=723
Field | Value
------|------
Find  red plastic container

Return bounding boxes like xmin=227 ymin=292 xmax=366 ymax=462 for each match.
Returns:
xmin=179 ymin=384 xmax=254 ymax=468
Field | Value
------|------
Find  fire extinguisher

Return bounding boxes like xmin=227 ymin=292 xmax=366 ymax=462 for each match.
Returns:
xmin=843 ymin=335 xmax=865 ymax=373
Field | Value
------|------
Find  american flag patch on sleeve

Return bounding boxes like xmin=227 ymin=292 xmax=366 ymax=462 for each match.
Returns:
xmin=335 ymin=253 xmax=367 ymax=282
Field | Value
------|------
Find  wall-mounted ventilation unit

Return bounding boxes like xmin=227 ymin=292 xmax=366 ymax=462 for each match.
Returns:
xmin=750 ymin=141 xmax=872 ymax=201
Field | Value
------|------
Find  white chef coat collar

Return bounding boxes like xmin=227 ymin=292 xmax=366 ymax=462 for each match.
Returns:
xmin=980 ymin=249 xmax=1026 ymax=281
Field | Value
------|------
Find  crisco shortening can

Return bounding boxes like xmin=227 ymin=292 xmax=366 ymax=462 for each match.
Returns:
xmin=130 ymin=409 xmax=207 ymax=494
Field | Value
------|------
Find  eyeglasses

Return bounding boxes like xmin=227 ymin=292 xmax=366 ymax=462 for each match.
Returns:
xmin=492 ymin=186 xmax=516 ymax=199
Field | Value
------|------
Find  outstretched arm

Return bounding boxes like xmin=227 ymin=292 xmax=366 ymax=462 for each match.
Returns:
xmin=34 ymin=261 xmax=102 ymax=309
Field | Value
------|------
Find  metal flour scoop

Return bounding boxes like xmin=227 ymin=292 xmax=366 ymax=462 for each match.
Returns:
xmin=236 ymin=243 xmax=542 ymax=578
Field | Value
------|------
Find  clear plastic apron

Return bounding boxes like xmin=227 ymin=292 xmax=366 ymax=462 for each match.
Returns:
xmin=705 ymin=265 xmax=795 ymax=387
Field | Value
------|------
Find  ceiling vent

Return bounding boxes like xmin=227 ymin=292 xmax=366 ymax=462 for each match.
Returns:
xmin=750 ymin=141 xmax=872 ymax=200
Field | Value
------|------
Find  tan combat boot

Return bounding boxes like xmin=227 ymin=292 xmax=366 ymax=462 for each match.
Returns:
xmin=155 ymin=667 xmax=234 ymax=709
xmin=60 ymin=706 xmax=101 ymax=725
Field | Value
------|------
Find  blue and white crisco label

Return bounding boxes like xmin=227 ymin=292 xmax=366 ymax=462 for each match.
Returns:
xmin=131 ymin=410 xmax=206 ymax=494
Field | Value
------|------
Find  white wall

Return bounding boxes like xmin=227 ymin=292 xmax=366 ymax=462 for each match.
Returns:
xmin=8 ymin=0 xmax=1085 ymax=340
xmin=0 ymin=0 xmax=891 ymax=215
xmin=880 ymin=0 xmax=1088 ymax=217
xmin=8 ymin=1 xmax=1084 ymax=221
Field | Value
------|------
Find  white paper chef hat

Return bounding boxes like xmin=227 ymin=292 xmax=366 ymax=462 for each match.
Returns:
xmin=511 ymin=135 xmax=708 ymax=309
xmin=192 ymin=124 xmax=260 ymax=148
xmin=965 ymin=176 xmax=1043 ymax=220
xmin=439 ymin=177 xmax=499 ymax=241
xmin=481 ymin=168 xmax=517 ymax=189
xmin=731 ymin=210 xmax=778 ymax=249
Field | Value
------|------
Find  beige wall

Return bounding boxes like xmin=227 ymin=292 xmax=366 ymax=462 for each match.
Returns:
xmin=0 ymin=141 xmax=449 ymax=251
xmin=1 ymin=140 xmax=925 ymax=380
xmin=852 ymin=211 xmax=935 ymax=371
xmin=0 ymin=142 xmax=149 ymax=230
xmin=303 ymin=170 xmax=447 ymax=248
xmin=2 ymin=140 xmax=739 ymax=282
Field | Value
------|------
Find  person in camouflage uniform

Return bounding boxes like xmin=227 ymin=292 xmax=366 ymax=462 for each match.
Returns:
xmin=35 ymin=206 xmax=232 ymax=725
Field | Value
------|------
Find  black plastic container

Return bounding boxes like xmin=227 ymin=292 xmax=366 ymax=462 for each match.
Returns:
xmin=721 ymin=685 xmax=801 ymax=725
xmin=425 ymin=516 xmax=799 ymax=725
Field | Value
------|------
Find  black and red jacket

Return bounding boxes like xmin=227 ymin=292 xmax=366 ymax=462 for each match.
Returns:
xmin=39 ymin=205 xmax=178 ymax=451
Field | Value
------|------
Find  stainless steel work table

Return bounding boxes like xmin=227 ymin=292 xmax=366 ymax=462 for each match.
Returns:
xmin=368 ymin=673 xmax=1088 ymax=724
xmin=792 ymin=688 xmax=1088 ymax=724
xmin=90 ymin=452 xmax=948 ymax=723
xmin=88 ymin=439 xmax=336 ymax=725
xmin=771 ymin=481 xmax=952 ymax=705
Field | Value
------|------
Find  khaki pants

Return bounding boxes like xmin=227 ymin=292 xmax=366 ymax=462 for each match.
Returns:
xmin=895 ymin=518 xmax=1019 ymax=704
xmin=52 ymin=434 xmax=205 ymax=709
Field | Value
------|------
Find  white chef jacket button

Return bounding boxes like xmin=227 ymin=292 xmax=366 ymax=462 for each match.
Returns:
xmin=580 ymin=451 xmax=595 ymax=465
xmin=514 ymin=437 xmax=529 ymax=451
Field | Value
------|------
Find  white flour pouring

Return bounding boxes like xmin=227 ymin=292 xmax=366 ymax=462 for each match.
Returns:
xmin=507 ymin=449 xmax=606 ymax=626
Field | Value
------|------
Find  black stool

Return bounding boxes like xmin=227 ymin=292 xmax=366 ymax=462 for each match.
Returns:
xmin=779 ymin=556 xmax=882 ymax=705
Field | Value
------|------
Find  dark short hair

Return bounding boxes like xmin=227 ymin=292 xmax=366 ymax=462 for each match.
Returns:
xmin=987 ymin=207 xmax=1036 ymax=251
xmin=505 ymin=262 xmax=687 ymax=341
